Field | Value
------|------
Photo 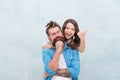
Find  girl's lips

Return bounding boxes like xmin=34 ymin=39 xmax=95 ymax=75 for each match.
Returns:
xmin=66 ymin=33 xmax=72 ymax=36
xmin=65 ymin=32 xmax=69 ymax=35
xmin=65 ymin=33 xmax=72 ymax=39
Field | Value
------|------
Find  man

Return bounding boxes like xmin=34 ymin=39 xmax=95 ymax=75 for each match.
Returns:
xmin=42 ymin=21 xmax=80 ymax=80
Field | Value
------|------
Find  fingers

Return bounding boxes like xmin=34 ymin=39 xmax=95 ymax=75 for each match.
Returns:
xmin=55 ymin=41 xmax=64 ymax=54
xmin=77 ymin=30 xmax=86 ymax=36
xmin=84 ymin=30 xmax=87 ymax=35
xmin=55 ymin=41 xmax=64 ymax=47
xmin=77 ymin=30 xmax=87 ymax=40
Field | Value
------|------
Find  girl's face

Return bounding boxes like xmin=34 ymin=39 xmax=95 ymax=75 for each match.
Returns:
xmin=64 ymin=22 xmax=75 ymax=39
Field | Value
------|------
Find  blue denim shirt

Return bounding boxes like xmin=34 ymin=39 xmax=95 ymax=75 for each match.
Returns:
xmin=42 ymin=43 xmax=80 ymax=80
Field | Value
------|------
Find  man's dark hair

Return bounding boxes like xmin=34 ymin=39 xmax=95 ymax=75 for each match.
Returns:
xmin=45 ymin=21 xmax=61 ymax=36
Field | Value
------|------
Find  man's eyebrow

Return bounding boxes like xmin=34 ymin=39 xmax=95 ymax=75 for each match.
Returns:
xmin=51 ymin=32 xmax=55 ymax=35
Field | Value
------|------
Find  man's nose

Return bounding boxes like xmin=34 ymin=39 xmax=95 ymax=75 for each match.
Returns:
xmin=56 ymin=33 xmax=60 ymax=37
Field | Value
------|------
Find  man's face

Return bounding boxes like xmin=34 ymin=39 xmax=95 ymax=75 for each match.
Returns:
xmin=48 ymin=27 xmax=63 ymax=42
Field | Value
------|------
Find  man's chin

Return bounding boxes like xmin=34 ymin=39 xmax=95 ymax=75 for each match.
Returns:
xmin=52 ymin=36 xmax=65 ymax=46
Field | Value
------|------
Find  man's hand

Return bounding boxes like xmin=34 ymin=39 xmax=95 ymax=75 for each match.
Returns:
xmin=55 ymin=40 xmax=64 ymax=54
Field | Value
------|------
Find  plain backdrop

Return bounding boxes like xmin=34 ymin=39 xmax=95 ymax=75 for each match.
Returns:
xmin=0 ymin=0 xmax=120 ymax=80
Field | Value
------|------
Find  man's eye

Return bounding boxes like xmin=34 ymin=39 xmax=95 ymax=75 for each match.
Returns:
xmin=52 ymin=33 xmax=55 ymax=36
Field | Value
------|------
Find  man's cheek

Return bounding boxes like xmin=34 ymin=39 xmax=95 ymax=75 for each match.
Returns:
xmin=52 ymin=37 xmax=56 ymax=42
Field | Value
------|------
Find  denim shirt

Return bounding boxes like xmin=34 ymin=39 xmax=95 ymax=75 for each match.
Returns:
xmin=42 ymin=43 xmax=80 ymax=80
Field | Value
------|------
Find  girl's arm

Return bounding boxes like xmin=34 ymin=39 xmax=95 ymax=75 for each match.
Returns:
xmin=42 ymin=41 xmax=53 ymax=49
xmin=77 ymin=31 xmax=87 ymax=53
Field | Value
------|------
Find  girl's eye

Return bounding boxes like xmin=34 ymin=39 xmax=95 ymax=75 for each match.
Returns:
xmin=66 ymin=27 xmax=69 ymax=29
xmin=71 ymin=28 xmax=75 ymax=31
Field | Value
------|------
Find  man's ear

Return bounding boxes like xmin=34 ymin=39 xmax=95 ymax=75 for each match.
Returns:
xmin=48 ymin=37 xmax=51 ymax=41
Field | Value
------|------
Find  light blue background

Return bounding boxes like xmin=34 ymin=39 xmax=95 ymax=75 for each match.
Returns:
xmin=0 ymin=0 xmax=120 ymax=80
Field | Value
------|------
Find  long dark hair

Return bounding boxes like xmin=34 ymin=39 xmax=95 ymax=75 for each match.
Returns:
xmin=62 ymin=19 xmax=80 ymax=49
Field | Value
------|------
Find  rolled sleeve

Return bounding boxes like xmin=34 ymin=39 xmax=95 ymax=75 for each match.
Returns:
xmin=42 ymin=48 xmax=55 ymax=76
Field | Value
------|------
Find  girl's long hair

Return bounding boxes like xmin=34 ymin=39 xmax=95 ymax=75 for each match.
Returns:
xmin=62 ymin=19 xmax=80 ymax=49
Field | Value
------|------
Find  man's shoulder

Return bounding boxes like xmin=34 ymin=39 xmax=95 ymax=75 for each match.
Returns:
xmin=42 ymin=48 xmax=53 ymax=51
xmin=42 ymin=48 xmax=55 ymax=54
xmin=42 ymin=48 xmax=55 ymax=58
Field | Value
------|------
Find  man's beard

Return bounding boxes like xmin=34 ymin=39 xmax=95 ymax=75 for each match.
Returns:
xmin=52 ymin=36 xmax=65 ymax=46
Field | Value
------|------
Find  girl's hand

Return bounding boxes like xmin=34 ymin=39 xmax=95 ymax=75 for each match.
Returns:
xmin=77 ymin=30 xmax=87 ymax=40
xmin=44 ymin=71 xmax=49 ymax=78
xmin=42 ymin=42 xmax=53 ymax=49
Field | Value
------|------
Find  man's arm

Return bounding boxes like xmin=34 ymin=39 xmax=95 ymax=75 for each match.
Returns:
xmin=48 ymin=41 xmax=63 ymax=71
xmin=42 ymin=41 xmax=63 ymax=76
xmin=42 ymin=49 xmax=56 ymax=76
xmin=48 ymin=51 xmax=61 ymax=71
